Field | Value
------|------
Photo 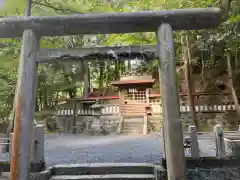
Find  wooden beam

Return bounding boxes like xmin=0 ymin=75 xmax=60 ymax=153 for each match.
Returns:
xmin=38 ymin=45 xmax=156 ymax=63
xmin=0 ymin=8 xmax=222 ymax=38
xmin=10 ymin=30 xmax=39 ymax=180
xmin=157 ymin=24 xmax=186 ymax=180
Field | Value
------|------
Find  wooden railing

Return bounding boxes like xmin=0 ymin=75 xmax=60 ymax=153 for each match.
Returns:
xmin=57 ymin=103 xmax=236 ymax=116
xmin=150 ymin=104 xmax=235 ymax=114
xmin=180 ymin=92 xmax=235 ymax=113
xmin=57 ymin=93 xmax=236 ymax=116
xmin=150 ymin=92 xmax=235 ymax=113
xmin=57 ymin=104 xmax=119 ymax=116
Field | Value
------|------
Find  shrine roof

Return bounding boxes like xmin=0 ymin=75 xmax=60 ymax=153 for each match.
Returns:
xmin=111 ymin=79 xmax=155 ymax=86
xmin=0 ymin=8 xmax=222 ymax=38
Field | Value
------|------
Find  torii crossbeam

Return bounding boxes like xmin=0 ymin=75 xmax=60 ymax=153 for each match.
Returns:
xmin=0 ymin=6 xmax=225 ymax=180
xmin=0 ymin=8 xmax=222 ymax=38
xmin=39 ymin=45 xmax=157 ymax=62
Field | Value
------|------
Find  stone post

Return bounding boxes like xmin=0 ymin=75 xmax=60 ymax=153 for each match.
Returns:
xmin=143 ymin=115 xmax=148 ymax=135
xmin=117 ymin=116 xmax=124 ymax=134
xmin=213 ymin=124 xmax=226 ymax=158
xmin=188 ymin=126 xmax=200 ymax=158
xmin=44 ymin=117 xmax=48 ymax=134
xmin=10 ymin=125 xmax=45 ymax=163
xmin=32 ymin=125 xmax=45 ymax=163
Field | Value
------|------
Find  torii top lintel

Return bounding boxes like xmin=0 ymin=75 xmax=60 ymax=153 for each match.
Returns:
xmin=0 ymin=7 xmax=222 ymax=38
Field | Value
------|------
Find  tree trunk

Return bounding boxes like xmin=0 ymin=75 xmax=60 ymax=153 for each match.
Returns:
xmin=234 ymin=49 xmax=239 ymax=69
xmin=88 ymin=66 xmax=91 ymax=91
xmin=43 ymin=87 xmax=48 ymax=109
xmin=121 ymin=61 xmax=125 ymax=75
xmin=182 ymin=35 xmax=198 ymax=129
xmin=39 ymin=91 xmax=43 ymax=111
xmin=55 ymin=91 xmax=59 ymax=104
xmin=83 ymin=61 xmax=90 ymax=98
xmin=128 ymin=60 xmax=131 ymax=73
xmin=105 ymin=62 xmax=110 ymax=87
xmin=201 ymin=51 xmax=205 ymax=85
xmin=114 ymin=61 xmax=120 ymax=80
xmin=99 ymin=62 xmax=104 ymax=88
xmin=227 ymin=53 xmax=240 ymax=115
xmin=35 ymin=97 xmax=39 ymax=112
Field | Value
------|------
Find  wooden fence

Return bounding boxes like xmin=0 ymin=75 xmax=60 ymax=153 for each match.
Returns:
xmin=57 ymin=103 xmax=236 ymax=116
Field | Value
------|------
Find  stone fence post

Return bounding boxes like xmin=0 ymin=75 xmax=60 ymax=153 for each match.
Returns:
xmin=32 ymin=125 xmax=45 ymax=163
xmin=188 ymin=125 xmax=200 ymax=158
xmin=213 ymin=124 xmax=226 ymax=158
xmin=117 ymin=116 xmax=124 ymax=134
xmin=10 ymin=125 xmax=45 ymax=163
xmin=143 ymin=115 xmax=148 ymax=135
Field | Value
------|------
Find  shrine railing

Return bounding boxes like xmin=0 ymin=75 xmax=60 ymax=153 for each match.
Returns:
xmin=56 ymin=93 xmax=236 ymax=116
xmin=57 ymin=104 xmax=120 ymax=116
xmin=151 ymin=92 xmax=235 ymax=114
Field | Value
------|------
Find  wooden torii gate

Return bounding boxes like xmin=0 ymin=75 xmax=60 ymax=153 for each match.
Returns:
xmin=0 ymin=3 xmax=227 ymax=180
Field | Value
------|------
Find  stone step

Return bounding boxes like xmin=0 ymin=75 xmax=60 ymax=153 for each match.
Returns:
xmin=123 ymin=124 xmax=143 ymax=128
xmin=123 ymin=126 xmax=143 ymax=129
xmin=122 ymin=126 xmax=143 ymax=134
xmin=121 ymin=131 xmax=143 ymax=135
xmin=122 ymin=127 xmax=142 ymax=130
xmin=121 ymin=117 xmax=144 ymax=134
xmin=124 ymin=119 xmax=143 ymax=122
xmin=50 ymin=174 xmax=155 ymax=180
xmin=124 ymin=122 xmax=143 ymax=124
xmin=52 ymin=163 xmax=154 ymax=176
xmin=122 ymin=128 xmax=143 ymax=132
xmin=148 ymin=118 xmax=162 ymax=121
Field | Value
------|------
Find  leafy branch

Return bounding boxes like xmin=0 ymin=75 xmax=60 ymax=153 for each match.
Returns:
xmin=34 ymin=0 xmax=83 ymax=14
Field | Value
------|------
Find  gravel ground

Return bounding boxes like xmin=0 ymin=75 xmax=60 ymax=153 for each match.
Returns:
xmin=1 ymin=133 xmax=239 ymax=180
xmin=0 ymin=133 xmax=216 ymax=167
xmin=44 ymin=133 xmax=164 ymax=166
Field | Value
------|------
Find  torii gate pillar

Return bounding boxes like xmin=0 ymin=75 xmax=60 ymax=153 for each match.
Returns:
xmin=10 ymin=29 xmax=39 ymax=180
xmin=157 ymin=24 xmax=186 ymax=180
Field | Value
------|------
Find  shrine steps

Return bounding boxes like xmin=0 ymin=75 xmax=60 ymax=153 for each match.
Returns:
xmin=49 ymin=163 xmax=156 ymax=180
xmin=121 ymin=117 xmax=144 ymax=134
xmin=50 ymin=174 xmax=155 ymax=180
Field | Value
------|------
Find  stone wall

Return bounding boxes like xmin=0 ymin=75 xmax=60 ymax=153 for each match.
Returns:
xmin=181 ymin=112 xmax=240 ymax=131
xmin=56 ymin=115 xmax=120 ymax=134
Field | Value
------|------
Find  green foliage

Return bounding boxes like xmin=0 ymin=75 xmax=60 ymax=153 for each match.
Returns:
xmin=0 ymin=0 xmax=239 ymax=123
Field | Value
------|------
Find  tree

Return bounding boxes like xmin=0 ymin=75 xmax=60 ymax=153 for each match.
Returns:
xmin=0 ymin=0 xmax=239 ymax=128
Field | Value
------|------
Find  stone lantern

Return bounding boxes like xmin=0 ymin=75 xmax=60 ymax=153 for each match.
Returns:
xmin=91 ymin=100 xmax=102 ymax=116
xmin=89 ymin=100 xmax=107 ymax=134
